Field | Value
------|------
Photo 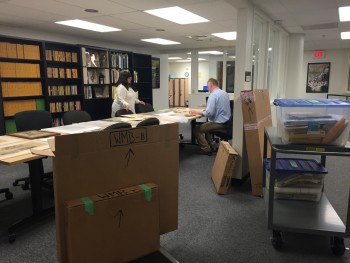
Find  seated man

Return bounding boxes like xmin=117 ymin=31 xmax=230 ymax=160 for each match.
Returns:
xmin=189 ymin=78 xmax=231 ymax=155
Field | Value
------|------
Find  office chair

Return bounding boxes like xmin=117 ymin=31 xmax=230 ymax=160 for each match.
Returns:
xmin=136 ymin=117 xmax=160 ymax=127
xmin=13 ymin=110 xmax=53 ymax=190
xmin=135 ymin=103 xmax=154 ymax=113
xmin=0 ymin=187 xmax=13 ymax=201
xmin=103 ymin=122 xmax=132 ymax=130
xmin=62 ymin=110 xmax=92 ymax=125
xmin=115 ymin=109 xmax=133 ymax=117
xmin=210 ymin=100 xmax=234 ymax=142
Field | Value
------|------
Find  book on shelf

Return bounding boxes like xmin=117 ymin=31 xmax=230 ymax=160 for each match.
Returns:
xmin=53 ymin=117 xmax=63 ymax=127
xmin=8 ymin=130 xmax=59 ymax=139
xmin=0 ymin=42 xmax=7 ymax=57
xmin=23 ymin=44 xmax=40 ymax=60
xmin=84 ymin=86 xmax=93 ymax=99
xmin=111 ymin=53 xmax=129 ymax=68
xmin=0 ymin=62 xmax=40 ymax=78
xmin=111 ymin=68 xmax=120 ymax=84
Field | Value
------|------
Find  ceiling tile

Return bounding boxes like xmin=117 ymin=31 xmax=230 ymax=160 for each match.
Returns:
xmin=109 ymin=0 xmax=171 ymax=11
xmin=55 ymin=0 xmax=136 ymax=15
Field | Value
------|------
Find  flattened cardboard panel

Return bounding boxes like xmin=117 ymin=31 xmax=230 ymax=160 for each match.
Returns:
xmin=54 ymin=123 xmax=179 ymax=262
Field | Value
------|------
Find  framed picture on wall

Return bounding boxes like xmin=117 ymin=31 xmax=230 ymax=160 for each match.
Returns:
xmin=306 ymin=62 xmax=330 ymax=93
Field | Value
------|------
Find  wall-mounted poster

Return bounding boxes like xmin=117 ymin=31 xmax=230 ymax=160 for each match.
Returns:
xmin=306 ymin=62 xmax=330 ymax=93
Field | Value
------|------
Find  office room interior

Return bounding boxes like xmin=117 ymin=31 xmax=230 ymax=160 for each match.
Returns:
xmin=1 ymin=0 xmax=350 ymax=262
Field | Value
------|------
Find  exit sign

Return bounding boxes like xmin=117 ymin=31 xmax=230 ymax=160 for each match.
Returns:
xmin=314 ymin=50 xmax=325 ymax=59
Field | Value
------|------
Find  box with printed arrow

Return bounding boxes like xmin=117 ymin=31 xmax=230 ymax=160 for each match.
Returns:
xmin=65 ymin=183 xmax=159 ymax=263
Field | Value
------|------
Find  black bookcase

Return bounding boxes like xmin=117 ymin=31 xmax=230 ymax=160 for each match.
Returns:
xmin=43 ymin=41 xmax=83 ymax=126
xmin=0 ymin=35 xmax=45 ymax=134
xmin=132 ymin=53 xmax=153 ymax=105
xmin=81 ymin=46 xmax=111 ymax=120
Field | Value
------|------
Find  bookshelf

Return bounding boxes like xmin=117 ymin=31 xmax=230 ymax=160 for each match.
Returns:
xmin=44 ymin=42 xmax=83 ymax=126
xmin=132 ymin=53 xmax=153 ymax=105
xmin=109 ymin=50 xmax=131 ymax=106
xmin=0 ymin=36 xmax=45 ymax=134
xmin=81 ymin=46 xmax=110 ymax=120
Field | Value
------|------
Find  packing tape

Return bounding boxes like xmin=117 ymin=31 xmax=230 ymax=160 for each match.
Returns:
xmin=243 ymin=115 xmax=272 ymax=130
xmin=139 ymin=184 xmax=152 ymax=202
xmin=81 ymin=196 xmax=94 ymax=215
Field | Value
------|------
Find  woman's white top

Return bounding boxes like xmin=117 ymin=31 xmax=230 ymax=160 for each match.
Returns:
xmin=111 ymin=84 xmax=140 ymax=117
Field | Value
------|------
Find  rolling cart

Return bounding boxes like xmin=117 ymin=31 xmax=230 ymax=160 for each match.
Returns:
xmin=263 ymin=127 xmax=350 ymax=255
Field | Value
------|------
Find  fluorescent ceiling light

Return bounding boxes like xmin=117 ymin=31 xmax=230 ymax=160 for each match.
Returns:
xmin=199 ymin=51 xmax=223 ymax=55
xmin=168 ymin=57 xmax=182 ymax=60
xmin=141 ymin=38 xmax=180 ymax=45
xmin=144 ymin=6 xmax=209 ymax=25
xmin=339 ymin=6 xmax=350 ymax=22
xmin=341 ymin=32 xmax=350 ymax=39
xmin=186 ymin=58 xmax=206 ymax=61
xmin=228 ymin=56 xmax=236 ymax=59
xmin=55 ymin=19 xmax=121 ymax=32
xmin=211 ymin=31 xmax=237 ymax=40
xmin=176 ymin=59 xmax=191 ymax=62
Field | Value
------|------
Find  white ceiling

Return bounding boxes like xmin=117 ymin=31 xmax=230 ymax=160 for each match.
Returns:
xmin=0 ymin=0 xmax=349 ymax=52
xmin=250 ymin=0 xmax=350 ymax=50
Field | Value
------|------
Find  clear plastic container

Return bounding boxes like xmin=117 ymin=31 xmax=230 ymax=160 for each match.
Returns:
xmin=274 ymin=98 xmax=350 ymax=146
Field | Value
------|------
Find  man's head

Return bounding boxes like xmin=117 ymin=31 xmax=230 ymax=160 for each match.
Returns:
xmin=207 ymin=78 xmax=219 ymax=92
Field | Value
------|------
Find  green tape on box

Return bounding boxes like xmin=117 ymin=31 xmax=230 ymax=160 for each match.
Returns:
xmin=139 ymin=184 xmax=152 ymax=202
xmin=81 ymin=197 xmax=94 ymax=215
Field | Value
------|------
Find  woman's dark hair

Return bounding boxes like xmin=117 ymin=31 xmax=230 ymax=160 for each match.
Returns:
xmin=117 ymin=70 xmax=132 ymax=88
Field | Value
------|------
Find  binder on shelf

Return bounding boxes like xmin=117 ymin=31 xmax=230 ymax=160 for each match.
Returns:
xmin=0 ymin=42 xmax=7 ymax=58
xmin=6 ymin=43 xmax=17 ymax=58
xmin=4 ymin=99 xmax=36 ymax=117
xmin=5 ymin=119 xmax=17 ymax=133
xmin=2 ymin=82 xmax=42 ymax=97
xmin=16 ymin=44 xmax=24 ymax=59
xmin=23 ymin=44 xmax=40 ymax=60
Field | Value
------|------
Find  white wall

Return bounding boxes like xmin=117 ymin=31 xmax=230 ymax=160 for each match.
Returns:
xmin=169 ymin=56 xmax=224 ymax=93
xmin=301 ymin=49 xmax=349 ymax=98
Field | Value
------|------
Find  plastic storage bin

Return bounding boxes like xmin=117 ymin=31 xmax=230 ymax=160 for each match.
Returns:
xmin=274 ymin=98 xmax=350 ymax=146
xmin=264 ymin=158 xmax=328 ymax=201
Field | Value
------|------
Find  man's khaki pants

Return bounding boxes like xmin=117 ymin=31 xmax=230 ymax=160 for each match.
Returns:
xmin=194 ymin=122 xmax=227 ymax=152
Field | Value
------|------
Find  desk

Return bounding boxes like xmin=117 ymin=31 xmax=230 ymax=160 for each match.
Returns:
xmin=0 ymin=136 xmax=54 ymax=242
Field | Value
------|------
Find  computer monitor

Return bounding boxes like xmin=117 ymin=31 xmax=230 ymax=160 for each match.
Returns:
xmin=203 ymin=85 xmax=208 ymax=91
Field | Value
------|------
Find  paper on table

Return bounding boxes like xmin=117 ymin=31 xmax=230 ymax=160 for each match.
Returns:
xmin=41 ymin=124 xmax=102 ymax=134
xmin=156 ymin=111 xmax=189 ymax=123
xmin=0 ymin=140 xmax=46 ymax=160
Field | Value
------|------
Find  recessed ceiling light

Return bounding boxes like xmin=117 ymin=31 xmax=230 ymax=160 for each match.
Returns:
xmin=144 ymin=6 xmax=209 ymax=25
xmin=341 ymin=31 xmax=350 ymax=39
xmin=55 ymin=19 xmax=121 ymax=32
xmin=211 ymin=31 xmax=237 ymax=40
xmin=168 ymin=57 xmax=182 ymax=60
xmin=339 ymin=6 xmax=350 ymax=22
xmin=228 ymin=56 xmax=236 ymax=59
xmin=186 ymin=58 xmax=206 ymax=61
xmin=187 ymin=51 xmax=223 ymax=55
xmin=85 ymin=9 xmax=98 ymax=13
xmin=141 ymin=38 xmax=180 ymax=45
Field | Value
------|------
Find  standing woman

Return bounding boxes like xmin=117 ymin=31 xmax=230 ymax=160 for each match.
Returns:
xmin=111 ymin=70 xmax=145 ymax=117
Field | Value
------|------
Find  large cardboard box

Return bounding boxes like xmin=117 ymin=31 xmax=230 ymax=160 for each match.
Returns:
xmin=53 ymin=123 xmax=179 ymax=262
xmin=65 ymin=183 xmax=160 ymax=263
xmin=211 ymin=141 xmax=239 ymax=194
xmin=241 ymin=89 xmax=272 ymax=196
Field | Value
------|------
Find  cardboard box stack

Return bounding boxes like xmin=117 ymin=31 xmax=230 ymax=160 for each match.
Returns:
xmin=241 ymin=89 xmax=272 ymax=196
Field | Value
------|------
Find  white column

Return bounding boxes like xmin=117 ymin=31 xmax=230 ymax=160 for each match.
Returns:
xmin=191 ymin=51 xmax=199 ymax=93
xmin=285 ymin=34 xmax=304 ymax=98
xmin=222 ymin=51 xmax=227 ymax=91
xmin=232 ymin=7 xmax=254 ymax=179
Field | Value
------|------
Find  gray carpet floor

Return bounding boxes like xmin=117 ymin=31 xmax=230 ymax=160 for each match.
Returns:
xmin=0 ymin=125 xmax=350 ymax=262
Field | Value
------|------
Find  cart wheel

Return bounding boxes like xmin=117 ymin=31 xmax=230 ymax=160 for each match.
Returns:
xmin=5 ymin=191 xmax=13 ymax=200
xmin=8 ymin=233 xmax=16 ymax=243
xmin=22 ymin=183 xmax=30 ymax=190
xmin=271 ymin=231 xmax=283 ymax=249
xmin=331 ymin=236 xmax=345 ymax=256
